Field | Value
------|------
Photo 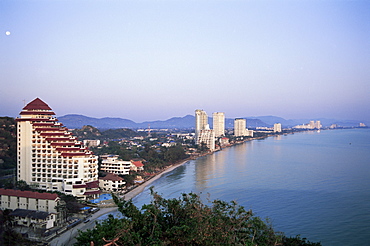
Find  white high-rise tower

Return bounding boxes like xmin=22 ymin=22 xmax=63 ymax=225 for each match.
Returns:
xmin=234 ymin=118 xmax=247 ymax=137
xmin=195 ymin=109 xmax=208 ymax=144
xmin=16 ymin=98 xmax=100 ymax=199
xmin=213 ymin=112 xmax=225 ymax=137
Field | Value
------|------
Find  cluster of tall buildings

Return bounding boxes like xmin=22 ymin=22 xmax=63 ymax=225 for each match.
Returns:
xmin=195 ymin=109 xmax=253 ymax=151
xmin=293 ymin=120 xmax=322 ymax=130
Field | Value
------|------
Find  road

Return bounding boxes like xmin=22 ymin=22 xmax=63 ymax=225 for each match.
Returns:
xmin=49 ymin=206 xmax=119 ymax=246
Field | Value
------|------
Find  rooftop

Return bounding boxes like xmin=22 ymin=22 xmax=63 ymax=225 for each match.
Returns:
xmin=23 ymin=98 xmax=52 ymax=111
xmin=0 ymin=188 xmax=59 ymax=200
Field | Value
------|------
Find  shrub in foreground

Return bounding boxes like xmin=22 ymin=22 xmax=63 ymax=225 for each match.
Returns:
xmin=75 ymin=188 xmax=321 ymax=246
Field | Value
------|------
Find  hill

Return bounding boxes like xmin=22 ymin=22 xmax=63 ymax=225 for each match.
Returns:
xmin=58 ymin=114 xmax=366 ymax=130
xmin=59 ymin=114 xmax=273 ymax=129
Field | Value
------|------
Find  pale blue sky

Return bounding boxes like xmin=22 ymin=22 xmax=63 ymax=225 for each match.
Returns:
xmin=1 ymin=0 xmax=369 ymax=122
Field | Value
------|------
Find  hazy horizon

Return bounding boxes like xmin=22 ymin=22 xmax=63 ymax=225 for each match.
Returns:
xmin=1 ymin=1 xmax=369 ymax=122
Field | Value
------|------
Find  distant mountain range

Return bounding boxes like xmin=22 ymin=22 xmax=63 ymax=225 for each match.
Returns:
xmin=58 ymin=114 xmax=366 ymax=130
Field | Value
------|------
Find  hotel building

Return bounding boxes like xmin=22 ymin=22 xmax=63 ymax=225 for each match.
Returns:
xmin=213 ymin=112 xmax=225 ymax=137
xmin=234 ymin=118 xmax=253 ymax=137
xmin=197 ymin=127 xmax=215 ymax=151
xmin=100 ymin=155 xmax=131 ymax=175
xmin=16 ymin=98 xmax=99 ymax=199
xmin=234 ymin=118 xmax=247 ymax=137
xmin=274 ymin=123 xmax=282 ymax=133
xmin=195 ymin=109 xmax=208 ymax=144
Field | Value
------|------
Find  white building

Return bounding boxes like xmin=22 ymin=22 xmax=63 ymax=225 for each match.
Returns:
xmin=294 ymin=120 xmax=322 ymax=130
xmin=195 ymin=109 xmax=208 ymax=144
xmin=99 ymin=173 xmax=126 ymax=192
xmin=213 ymin=112 xmax=225 ymax=137
xmin=0 ymin=188 xmax=61 ymax=229
xmin=197 ymin=126 xmax=215 ymax=151
xmin=234 ymin=118 xmax=246 ymax=137
xmin=234 ymin=118 xmax=253 ymax=137
xmin=16 ymin=98 xmax=99 ymax=199
xmin=131 ymin=160 xmax=144 ymax=172
xmin=219 ymin=137 xmax=230 ymax=147
xmin=83 ymin=139 xmax=101 ymax=148
xmin=274 ymin=123 xmax=282 ymax=133
xmin=100 ymin=155 xmax=131 ymax=175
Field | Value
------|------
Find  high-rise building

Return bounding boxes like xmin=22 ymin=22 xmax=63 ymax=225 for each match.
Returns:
xmin=213 ymin=112 xmax=225 ymax=137
xmin=197 ymin=127 xmax=215 ymax=151
xmin=195 ymin=109 xmax=208 ymax=144
xmin=234 ymin=118 xmax=246 ymax=137
xmin=16 ymin=98 xmax=100 ymax=199
xmin=274 ymin=123 xmax=282 ymax=133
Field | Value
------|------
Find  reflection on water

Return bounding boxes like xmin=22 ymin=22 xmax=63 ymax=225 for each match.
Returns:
xmin=128 ymin=129 xmax=370 ymax=245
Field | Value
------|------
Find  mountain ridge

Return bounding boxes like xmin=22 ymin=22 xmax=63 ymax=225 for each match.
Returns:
xmin=58 ymin=114 xmax=366 ymax=130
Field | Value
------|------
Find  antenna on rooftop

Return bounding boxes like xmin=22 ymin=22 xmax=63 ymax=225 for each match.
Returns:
xmin=148 ymin=124 xmax=152 ymax=137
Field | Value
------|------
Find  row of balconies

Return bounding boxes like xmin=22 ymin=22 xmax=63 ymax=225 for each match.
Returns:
xmin=101 ymin=163 xmax=131 ymax=166
xmin=32 ymin=176 xmax=79 ymax=182
xmin=31 ymin=157 xmax=80 ymax=164
xmin=32 ymin=163 xmax=79 ymax=169
xmin=32 ymin=171 xmax=79 ymax=176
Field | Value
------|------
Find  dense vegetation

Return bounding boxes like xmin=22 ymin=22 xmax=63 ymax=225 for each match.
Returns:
xmin=71 ymin=125 xmax=146 ymax=140
xmin=0 ymin=117 xmax=17 ymax=177
xmin=75 ymin=188 xmax=321 ymax=246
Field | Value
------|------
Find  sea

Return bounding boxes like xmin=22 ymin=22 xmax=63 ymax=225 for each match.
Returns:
xmin=104 ymin=128 xmax=370 ymax=245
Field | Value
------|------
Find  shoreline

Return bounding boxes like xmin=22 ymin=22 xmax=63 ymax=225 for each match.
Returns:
xmin=94 ymin=131 xmax=302 ymax=217
xmin=123 ymin=157 xmax=193 ymax=201
xmin=94 ymin=157 xmax=196 ymax=218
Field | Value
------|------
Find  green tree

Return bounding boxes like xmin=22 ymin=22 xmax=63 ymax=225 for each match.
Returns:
xmin=75 ymin=188 xmax=321 ymax=246
xmin=164 ymin=144 xmax=187 ymax=164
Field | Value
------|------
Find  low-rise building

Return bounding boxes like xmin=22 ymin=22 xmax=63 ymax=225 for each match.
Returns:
xmin=100 ymin=155 xmax=131 ymax=175
xmin=131 ymin=160 xmax=144 ymax=172
xmin=99 ymin=173 xmax=126 ymax=192
xmin=0 ymin=188 xmax=62 ymax=229
xmin=83 ymin=139 xmax=101 ymax=147
xmin=219 ymin=137 xmax=230 ymax=147
xmin=10 ymin=209 xmax=56 ymax=230
xmin=0 ymin=188 xmax=60 ymax=213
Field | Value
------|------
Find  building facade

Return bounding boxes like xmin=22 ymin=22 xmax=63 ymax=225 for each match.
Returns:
xmin=0 ymin=188 xmax=61 ymax=229
xmin=99 ymin=173 xmax=126 ymax=192
xmin=197 ymin=127 xmax=215 ymax=151
xmin=195 ymin=109 xmax=208 ymax=144
xmin=293 ymin=120 xmax=322 ymax=130
xmin=213 ymin=112 xmax=225 ymax=137
xmin=274 ymin=123 xmax=282 ymax=133
xmin=16 ymin=98 xmax=99 ymax=199
xmin=100 ymin=155 xmax=131 ymax=175
xmin=234 ymin=118 xmax=247 ymax=137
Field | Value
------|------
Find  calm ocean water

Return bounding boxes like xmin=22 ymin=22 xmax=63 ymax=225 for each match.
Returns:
xmin=109 ymin=128 xmax=370 ymax=245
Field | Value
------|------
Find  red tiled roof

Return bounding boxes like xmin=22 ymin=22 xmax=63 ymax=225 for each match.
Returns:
xmin=100 ymin=173 xmax=124 ymax=182
xmin=20 ymin=111 xmax=55 ymax=115
xmin=86 ymin=180 xmax=99 ymax=188
xmin=0 ymin=188 xmax=59 ymax=200
xmin=83 ymin=190 xmax=101 ymax=195
xmin=23 ymin=98 xmax=52 ymax=110
xmin=73 ymin=184 xmax=87 ymax=188
xmin=132 ymin=161 xmax=144 ymax=167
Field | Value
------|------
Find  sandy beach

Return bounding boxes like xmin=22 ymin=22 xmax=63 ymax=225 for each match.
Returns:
xmin=124 ymin=158 xmax=193 ymax=200
xmin=95 ymin=158 xmax=193 ymax=218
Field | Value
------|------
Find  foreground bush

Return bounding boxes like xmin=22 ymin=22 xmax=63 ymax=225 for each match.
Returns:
xmin=75 ymin=188 xmax=321 ymax=246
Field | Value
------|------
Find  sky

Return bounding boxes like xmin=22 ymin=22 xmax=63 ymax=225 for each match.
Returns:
xmin=1 ymin=0 xmax=369 ymax=123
